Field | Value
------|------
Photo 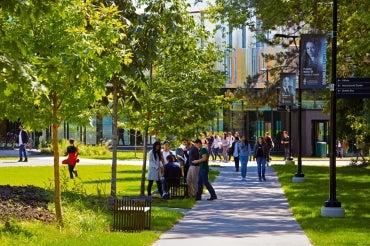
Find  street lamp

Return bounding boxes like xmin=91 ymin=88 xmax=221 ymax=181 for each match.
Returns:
xmin=261 ymin=66 xmax=293 ymax=162
xmin=274 ymin=33 xmax=305 ymax=182
xmin=260 ymin=68 xmax=274 ymax=140
xmin=321 ymin=0 xmax=344 ymax=217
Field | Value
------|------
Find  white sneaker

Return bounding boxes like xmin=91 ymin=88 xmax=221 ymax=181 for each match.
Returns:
xmin=240 ymin=177 xmax=246 ymax=181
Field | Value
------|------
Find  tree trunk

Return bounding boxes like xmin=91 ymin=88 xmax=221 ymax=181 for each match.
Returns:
xmin=110 ymin=79 xmax=118 ymax=203
xmin=140 ymin=126 xmax=148 ymax=196
xmin=52 ymin=94 xmax=63 ymax=227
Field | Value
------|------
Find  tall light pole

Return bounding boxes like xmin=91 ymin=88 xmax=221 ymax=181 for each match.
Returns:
xmin=321 ymin=0 xmax=344 ymax=217
xmin=274 ymin=34 xmax=305 ymax=182
xmin=260 ymin=68 xmax=273 ymax=135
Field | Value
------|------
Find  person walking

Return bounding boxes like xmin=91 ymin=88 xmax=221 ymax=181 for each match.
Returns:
xmin=17 ymin=124 xmax=29 ymax=162
xmin=227 ymin=132 xmax=234 ymax=162
xmin=193 ymin=139 xmax=217 ymax=201
xmin=232 ymin=136 xmax=240 ymax=172
xmin=147 ymin=141 xmax=164 ymax=197
xmin=237 ymin=136 xmax=252 ymax=181
xmin=281 ymin=131 xmax=290 ymax=160
xmin=211 ymin=133 xmax=222 ymax=162
xmin=264 ymin=132 xmax=274 ymax=166
xmin=186 ymin=140 xmax=200 ymax=198
xmin=61 ymin=138 xmax=79 ymax=179
xmin=221 ymin=132 xmax=230 ymax=162
xmin=253 ymin=137 xmax=269 ymax=182
xmin=206 ymin=131 xmax=215 ymax=161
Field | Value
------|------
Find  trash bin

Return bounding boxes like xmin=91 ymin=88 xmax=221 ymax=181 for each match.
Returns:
xmin=316 ymin=142 xmax=327 ymax=157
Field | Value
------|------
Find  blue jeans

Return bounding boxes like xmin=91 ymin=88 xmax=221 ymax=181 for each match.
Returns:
xmin=239 ymin=156 xmax=249 ymax=179
xmin=256 ymin=157 xmax=266 ymax=179
xmin=196 ymin=168 xmax=217 ymax=199
xmin=19 ymin=144 xmax=27 ymax=160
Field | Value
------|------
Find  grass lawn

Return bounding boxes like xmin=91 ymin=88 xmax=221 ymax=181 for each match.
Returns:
xmin=273 ymin=164 xmax=370 ymax=246
xmin=0 ymin=163 xmax=219 ymax=246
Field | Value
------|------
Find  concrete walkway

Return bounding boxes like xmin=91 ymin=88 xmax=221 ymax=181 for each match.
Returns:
xmin=153 ymin=162 xmax=312 ymax=246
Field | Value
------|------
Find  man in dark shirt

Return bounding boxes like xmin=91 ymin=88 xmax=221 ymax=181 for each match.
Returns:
xmin=18 ymin=124 xmax=29 ymax=162
xmin=193 ymin=139 xmax=217 ymax=201
xmin=162 ymin=155 xmax=181 ymax=199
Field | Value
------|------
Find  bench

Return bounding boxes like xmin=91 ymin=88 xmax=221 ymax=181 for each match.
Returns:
xmin=112 ymin=196 xmax=151 ymax=232
xmin=166 ymin=178 xmax=188 ymax=199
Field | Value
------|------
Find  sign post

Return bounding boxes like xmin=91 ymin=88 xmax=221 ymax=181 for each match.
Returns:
xmin=337 ymin=78 xmax=370 ymax=98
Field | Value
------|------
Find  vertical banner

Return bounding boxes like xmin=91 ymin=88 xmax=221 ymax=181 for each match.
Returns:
xmin=279 ymin=73 xmax=296 ymax=106
xmin=300 ymin=34 xmax=327 ymax=89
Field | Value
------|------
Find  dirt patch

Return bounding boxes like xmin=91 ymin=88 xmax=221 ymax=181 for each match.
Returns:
xmin=0 ymin=185 xmax=56 ymax=223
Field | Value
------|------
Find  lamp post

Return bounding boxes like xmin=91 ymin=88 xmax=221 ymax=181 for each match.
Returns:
xmin=260 ymin=68 xmax=273 ymax=135
xmin=320 ymin=0 xmax=344 ymax=217
xmin=274 ymin=33 xmax=305 ymax=182
xmin=261 ymin=66 xmax=293 ymax=162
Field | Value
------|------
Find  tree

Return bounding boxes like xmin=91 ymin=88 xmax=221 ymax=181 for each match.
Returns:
xmin=0 ymin=1 xmax=131 ymax=226
xmin=108 ymin=0 xmax=227 ymax=195
xmin=209 ymin=0 xmax=370 ymax=142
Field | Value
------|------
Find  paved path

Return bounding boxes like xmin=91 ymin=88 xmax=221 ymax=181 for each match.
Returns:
xmin=154 ymin=162 xmax=312 ymax=246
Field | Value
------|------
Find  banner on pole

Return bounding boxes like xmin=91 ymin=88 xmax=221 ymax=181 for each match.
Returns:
xmin=279 ymin=73 xmax=296 ymax=106
xmin=300 ymin=34 xmax=327 ymax=89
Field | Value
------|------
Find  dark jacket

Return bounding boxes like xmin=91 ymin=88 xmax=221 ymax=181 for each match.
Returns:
xmin=164 ymin=161 xmax=181 ymax=182
xmin=253 ymin=143 xmax=269 ymax=159
xmin=20 ymin=130 xmax=29 ymax=144
xmin=188 ymin=144 xmax=199 ymax=165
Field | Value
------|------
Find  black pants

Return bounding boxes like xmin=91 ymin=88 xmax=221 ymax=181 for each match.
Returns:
xmin=234 ymin=156 xmax=240 ymax=171
xmin=147 ymin=180 xmax=163 ymax=197
xmin=68 ymin=164 xmax=76 ymax=179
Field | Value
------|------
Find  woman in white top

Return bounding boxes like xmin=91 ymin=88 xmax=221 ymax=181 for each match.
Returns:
xmin=147 ymin=141 xmax=164 ymax=197
xmin=211 ymin=133 xmax=223 ymax=161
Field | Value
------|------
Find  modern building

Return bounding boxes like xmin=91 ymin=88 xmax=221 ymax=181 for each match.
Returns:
xmin=0 ymin=2 xmax=331 ymax=157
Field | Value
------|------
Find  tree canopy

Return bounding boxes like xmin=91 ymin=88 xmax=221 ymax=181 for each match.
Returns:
xmin=208 ymin=0 xmax=370 ymax=142
xmin=0 ymin=0 xmax=133 ymax=225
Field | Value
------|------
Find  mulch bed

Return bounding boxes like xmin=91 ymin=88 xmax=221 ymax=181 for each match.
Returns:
xmin=0 ymin=185 xmax=56 ymax=223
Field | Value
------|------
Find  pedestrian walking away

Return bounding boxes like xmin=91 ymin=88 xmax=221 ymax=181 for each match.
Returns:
xmin=264 ymin=131 xmax=274 ymax=166
xmin=237 ymin=135 xmax=252 ymax=181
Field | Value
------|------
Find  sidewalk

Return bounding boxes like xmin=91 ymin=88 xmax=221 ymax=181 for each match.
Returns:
xmin=153 ymin=162 xmax=312 ymax=246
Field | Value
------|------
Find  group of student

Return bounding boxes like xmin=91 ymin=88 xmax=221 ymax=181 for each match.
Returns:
xmin=147 ymin=138 xmax=217 ymax=201
xmin=147 ymin=130 xmax=277 ymax=200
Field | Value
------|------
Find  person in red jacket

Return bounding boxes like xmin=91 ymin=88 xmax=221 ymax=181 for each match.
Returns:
xmin=62 ymin=138 xmax=79 ymax=179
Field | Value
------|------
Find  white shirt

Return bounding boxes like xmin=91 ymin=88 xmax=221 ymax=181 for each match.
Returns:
xmin=19 ymin=131 xmax=23 ymax=145
xmin=162 ymin=150 xmax=173 ymax=164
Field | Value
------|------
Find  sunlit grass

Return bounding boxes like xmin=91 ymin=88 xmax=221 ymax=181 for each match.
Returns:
xmin=273 ymin=164 xmax=370 ymax=246
xmin=0 ymin=163 xmax=219 ymax=245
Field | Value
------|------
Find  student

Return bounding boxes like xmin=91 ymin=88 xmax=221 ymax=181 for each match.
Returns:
xmin=281 ymin=131 xmax=290 ymax=161
xmin=162 ymin=155 xmax=181 ymax=199
xmin=253 ymin=137 xmax=269 ymax=182
xmin=237 ymin=136 xmax=252 ymax=181
xmin=62 ymin=138 xmax=79 ymax=179
xmin=193 ymin=139 xmax=217 ymax=201
xmin=147 ymin=141 xmax=164 ymax=197
xmin=17 ymin=124 xmax=29 ymax=162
